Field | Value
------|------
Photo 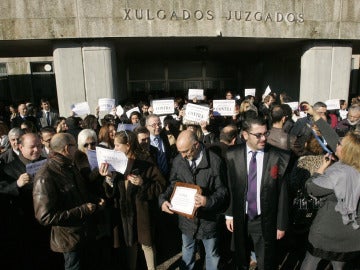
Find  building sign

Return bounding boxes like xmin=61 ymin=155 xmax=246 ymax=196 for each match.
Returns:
xmin=120 ymin=9 xmax=304 ymax=23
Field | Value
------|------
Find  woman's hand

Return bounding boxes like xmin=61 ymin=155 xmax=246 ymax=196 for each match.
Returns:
xmin=317 ymin=153 xmax=333 ymax=174
xmin=99 ymin=163 xmax=111 ymax=177
xmin=127 ymin=174 xmax=143 ymax=186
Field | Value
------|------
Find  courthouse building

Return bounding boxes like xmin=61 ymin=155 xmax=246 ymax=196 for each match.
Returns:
xmin=0 ymin=0 xmax=359 ymax=115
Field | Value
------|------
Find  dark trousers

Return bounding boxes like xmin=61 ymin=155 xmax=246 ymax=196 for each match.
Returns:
xmin=247 ymin=217 xmax=265 ymax=270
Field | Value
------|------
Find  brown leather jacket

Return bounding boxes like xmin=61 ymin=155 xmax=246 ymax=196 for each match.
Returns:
xmin=33 ymin=153 xmax=96 ymax=252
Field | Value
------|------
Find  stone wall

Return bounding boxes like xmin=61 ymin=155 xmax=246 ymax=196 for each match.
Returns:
xmin=0 ymin=0 xmax=359 ymax=40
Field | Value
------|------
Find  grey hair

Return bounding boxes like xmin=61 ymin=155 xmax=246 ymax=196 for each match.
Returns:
xmin=145 ymin=114 xmax=160 ymax=126
xmin=77 ymin=129 xmax=97 ymax=152
xmin=8 ymin=127 xmax=25 ymax=138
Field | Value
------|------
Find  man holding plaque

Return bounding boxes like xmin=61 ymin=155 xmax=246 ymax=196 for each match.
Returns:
xmin=225 ymin=117 xmax=290 ymax=270
xmin=159 ymin=130 xmax=227 ymax=270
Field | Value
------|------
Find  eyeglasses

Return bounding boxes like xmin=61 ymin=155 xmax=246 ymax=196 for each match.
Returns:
xmin=83 ymin=142 xmax=96 ymax=148
xmin=147 ymin=123 xmax=162 ymax=128
xmin=248 ymin=131 xmax=270 ymax=139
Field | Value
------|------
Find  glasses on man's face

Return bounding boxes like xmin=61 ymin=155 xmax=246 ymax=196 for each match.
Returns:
xmin=83 ymin=142 xmax=96 ymax=148
xmin=148 ymin=123 xmax=162 ymax=128
xmin=248 ymin=131 xmax=270 ymax=139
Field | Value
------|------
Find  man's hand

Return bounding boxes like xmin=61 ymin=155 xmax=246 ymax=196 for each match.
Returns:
xmin=277 ymin=229 xmax=285 ymax=240
xmin=86 ymin=203 xmax=97 ymax=213
xmin=226 ymin=219 xmax=234 ymax=232
xmin=194 ymin=194 xmax=206 ymax=208
xmin=17 ymin=173 xmax=31 ymax=188
xmin=161 ymin=201 xmax=174 ymax=214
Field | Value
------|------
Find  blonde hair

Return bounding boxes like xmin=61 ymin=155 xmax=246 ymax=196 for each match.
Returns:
xmin=340 ymin=132 xmax=360 ymax=172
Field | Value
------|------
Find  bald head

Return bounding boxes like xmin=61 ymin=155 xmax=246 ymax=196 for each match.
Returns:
xmin=50 ymin=133 xmax=76 ymax=153
xmin=176 ymin=130 xmax=200 ymax=160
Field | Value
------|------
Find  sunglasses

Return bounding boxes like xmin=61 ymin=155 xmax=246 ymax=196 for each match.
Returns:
xmin=83 ymin=142 xmax=96 ymax=148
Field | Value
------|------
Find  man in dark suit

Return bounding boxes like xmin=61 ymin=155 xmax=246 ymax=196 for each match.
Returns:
xmin=37 ymin=98 xmax=59 ymax=129
xmin=11 ymin=103 xmax=38 ymax=130
xmin=146 ymin=114 xmax=175 ymax=177
xmin=225 ymin=117 xmax=290 ymax=270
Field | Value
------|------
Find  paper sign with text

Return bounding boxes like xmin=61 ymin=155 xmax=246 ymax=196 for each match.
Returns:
xmin=244 ymin=88 xmax=256 ymax=97
xmin=151 ymin=99 xmax=174 ymax=115
xmin=95 ymin=147 xmax=128 ymax=174
xmin=71 ymin=102 xmax=91 ymax=116
xmin=98 ymin=98 xmax=115 ymax=112
xmin=212 ymin=100 xmax=235 ymax=116
xmin=183 ymin=103 xmax=210 ymax=124
xmin=188 ymin=89 xmax=204 ymax=100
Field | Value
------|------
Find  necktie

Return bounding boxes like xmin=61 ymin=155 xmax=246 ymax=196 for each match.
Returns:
xmin=247 ymin=151 xmax=258 ymax=220
xmin=190 ymin=160 xmax=196 ymax=174
xmin=46 ymin=112 xmax=50 ymax=126
xmin=154 ymin=136 xmax=168 ymax=175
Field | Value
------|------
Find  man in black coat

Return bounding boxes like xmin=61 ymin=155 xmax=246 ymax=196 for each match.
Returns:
xmin=0 ymin=133 xmax=52 ymax=270
xmin=225 ymin=117 xmax=290 ymax=270
xmin=10 ymin=103 xmax=38 ymax=130
xmin=159 ymin=130 xmax=228 ymax=269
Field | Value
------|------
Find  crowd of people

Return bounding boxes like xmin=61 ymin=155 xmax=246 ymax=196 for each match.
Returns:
xmin=0 ymin=92 xmax=359 ymax=270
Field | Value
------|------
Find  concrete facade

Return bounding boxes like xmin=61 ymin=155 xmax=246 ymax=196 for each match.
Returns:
xmin=1 ymin=0 xmax=360 ymax=115
xmin=1 ymin=0 xmax=360 ymax=40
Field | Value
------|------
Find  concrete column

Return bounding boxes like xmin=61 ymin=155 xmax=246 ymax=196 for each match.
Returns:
xmin=300 ymin=43 xmax=352 ymax=105
xmin=53 ymin=41 xmax=118 ymax=117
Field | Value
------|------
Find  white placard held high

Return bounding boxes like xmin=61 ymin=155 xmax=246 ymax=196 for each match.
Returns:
xmin=325 ymin=99 xmax=340 ymax=110
xmin=188 ymin=89 xmax=204 ymax=100
xmin=117 ymin=123 xmax=138 ymax=132
xmin=212 ymin=100 xmax=235 ymax=116
xmin=244 ymin=88 xmax=256 ymax=97
xmin=26 ymin=159 xmax=47 ymax=177
xmin=184 ymin=103 xmax=210 ymax=124
xmin=126 ymin=107 xmax=140 ymax=118
xmin=115 ymin=105 xmax=124 ymax=117
xmin=95 ymin=147 xmax=128 ymax=174
xmin=264 ymin=85 xmax=272 ymax=96
xmin=98 ymin=98 xmax=115 ymax=112
xmin=151 ymin=99 xmax=174 ymax=115
xmin=71 ymin=102 xmax=91 ymax=116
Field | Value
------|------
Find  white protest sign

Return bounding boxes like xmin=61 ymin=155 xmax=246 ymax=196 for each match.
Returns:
xmin=86 ymin=149 xmax=98 ymax=170
xmin=115 ymin=105 xmax=124 ymax=117
xmin=151 ymin=99 xmax=174 ymax=115
xmin=126 ymin=107 xmax=140 ymax=118
xmin=264 ymin=85 xmax=272 ymax=96
xmin=184 ymin=103 xmax=210 ymax=124
xmin=26 ymin=159 xmax=47 ymax=177
xmin=98 ymin=98 xmax=115 ymax=112
xmin=212 ymin=100 xmax=235 ymax=116
xmin=325 ymin=99 xmax=340 ymax=110
xmin=285 ymin=102 xmax=299 ymax=111
xmin=117 ymin=123 xmax=138 ymax=132
xmin=244 ymin=88 xmax=256 ymax=97
xmin=188 ymin=89 xmax=204 ymax=100
xmin=96 ymin=147 xmax=128 ymax=174
xmin=71 ymin=102 xmax=91 ymax=116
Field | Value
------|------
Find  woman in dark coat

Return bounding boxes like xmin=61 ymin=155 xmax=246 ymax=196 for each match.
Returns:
xmin=300 ymin=131 xmax=360 ymax=269
xmin=99 ymin=131 xmax=166 ymax=270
